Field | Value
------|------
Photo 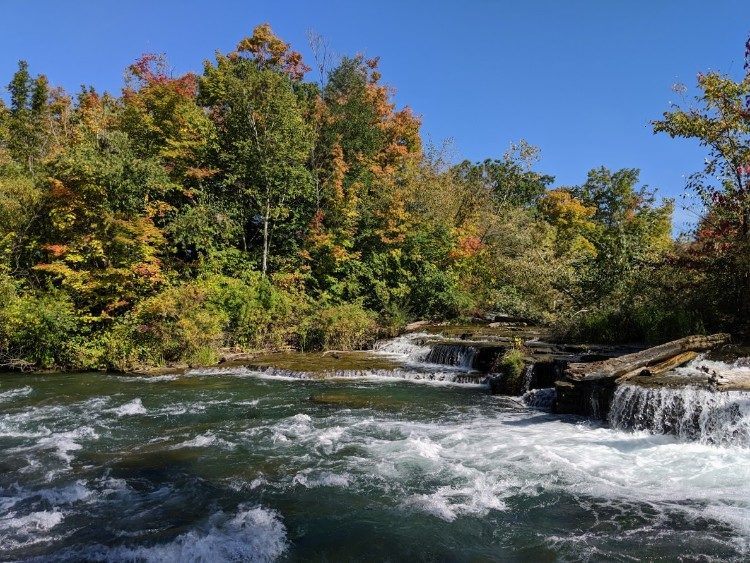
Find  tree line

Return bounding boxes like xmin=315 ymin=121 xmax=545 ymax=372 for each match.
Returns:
xmin=0 ymin=24 xmax=746 ymax=370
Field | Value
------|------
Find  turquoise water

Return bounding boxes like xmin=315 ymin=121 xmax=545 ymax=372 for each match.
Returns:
xmin=1 ymin=366 xmax=749 ymax=561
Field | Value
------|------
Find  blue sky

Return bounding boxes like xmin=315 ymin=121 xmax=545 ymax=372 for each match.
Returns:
xmin=1 ymin=1 xmax=747 ymax=232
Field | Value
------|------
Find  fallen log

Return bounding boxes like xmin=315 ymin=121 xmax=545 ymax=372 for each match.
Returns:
xmin=554 ymin=333 xmax=731 ymax=417
xmin=618 ymin=351 xmax=698 ymax=382
xmin=564 ymin=333 xmax=730 ymax=384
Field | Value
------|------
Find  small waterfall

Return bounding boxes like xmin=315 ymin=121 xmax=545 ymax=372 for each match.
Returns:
xmin=187 ymin=365 xmax=486 ymax=385
xmin=609 ymin=384 xmax=750 ymax=447
xmin=522 ymin=387 xmax=556 ymax=410
xmin=489 ymin=364 xmax=535 ymax=396
xmin=373 ymin=333 xmax=432 ymax=362
xmin=375 ymin=333 xmax=507 ymax=372
xmin=424 ymin=344 xmax=478 ymax=369
xmin=521 ymin=365 xmax=534 ymax=392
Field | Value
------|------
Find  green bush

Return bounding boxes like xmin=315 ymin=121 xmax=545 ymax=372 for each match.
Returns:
xmin=561 ymin=298 xmax=707 ymax=345
xmin=102 ymin=274 xmax=317 ymax=369
xmin=303 ymin=303 xmax=378 ymax=351
xmin=489 ymin=346 xmax=528 ymax=395
xmin=206 ymin=273 xmax=306 ymax=350
xmin=0 ymin=278 xmax=80 ymax=369
xmin=496 ymin=348 xmax=525 ymax=380
xmin=104 ymin=282 xmax=227 ymax=369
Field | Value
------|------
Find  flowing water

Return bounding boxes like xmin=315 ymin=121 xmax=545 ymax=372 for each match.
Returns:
xmin=609 ymin=384 xmax=750 ymax=446
xmin=1 ymin=341 xmax=750 ymax=561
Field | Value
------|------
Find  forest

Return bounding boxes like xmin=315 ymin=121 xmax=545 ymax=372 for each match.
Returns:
xmin=0 ymin=24 xmax=748 ymax=371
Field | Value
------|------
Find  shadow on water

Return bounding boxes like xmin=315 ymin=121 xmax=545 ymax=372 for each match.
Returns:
xmin=499 ymin=413 xmax=567 ymax=427
xmin=54 ymin=451 xmax=244 ymax=550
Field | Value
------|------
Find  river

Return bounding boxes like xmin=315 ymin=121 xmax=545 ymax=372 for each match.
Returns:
xmin=1 ymin=333 xmax=749 ymax=561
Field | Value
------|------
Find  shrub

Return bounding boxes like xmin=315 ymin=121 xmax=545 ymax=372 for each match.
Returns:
xmin=496 ymin=348 xmax=525 ymax=380
xmin=489 ymin=346 xmax=528 ymax=395
xmin=560 ymin=298 xmax=707 ymax=345
xmin=303 ymin=303 xmax=378 ymax=351
xmin=206 ymin=273 xmax=306 ymax=350
xmin=104 ymin=282 xmax=227 ymax=369
xmin=406 ymin=262 xmax=472 ymax=319
xmin=0 ymin=278 xmax=80 ymax=369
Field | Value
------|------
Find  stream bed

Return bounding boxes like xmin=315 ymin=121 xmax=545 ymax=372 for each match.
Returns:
xmin=1 ymin=337 xmax=750 ymax=561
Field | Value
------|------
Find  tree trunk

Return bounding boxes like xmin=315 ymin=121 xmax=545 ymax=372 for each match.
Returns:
xmin=617 ymin=351 xmax=699 ymax=381
xmin=564 ymin=333 xmax=731 ymax=384
xmin=262 ymin=200 xmax=270 ymax=277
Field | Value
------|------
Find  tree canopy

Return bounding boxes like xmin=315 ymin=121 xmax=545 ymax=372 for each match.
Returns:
xmin=0 ymin=22 xmax=741 ymax=370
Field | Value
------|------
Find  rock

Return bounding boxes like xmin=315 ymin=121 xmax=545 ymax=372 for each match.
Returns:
xmin=219 ymin=352 xmax=256 ymax=363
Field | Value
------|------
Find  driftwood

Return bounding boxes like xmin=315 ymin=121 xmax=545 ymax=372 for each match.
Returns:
xmin=554 ymin=333 xmax=731 ymax=418
xmin=618 ymin=351 xmax=699 ymax=382
xmin=564 ymin=333 xmax=730 ymax=384
xmin=0 ymin=356 xmax=36 ymax=372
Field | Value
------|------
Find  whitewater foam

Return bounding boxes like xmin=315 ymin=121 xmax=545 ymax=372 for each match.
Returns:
xmin=404 ymin=475 xmax=507 ymax=522
xmin=56 ymin=505 xmax=287 ymax=563
xmin=0 ymin=509 xmax=65 ymax=551
xmin=373 ymin=332 xmax=433 ymax=361
xmin=292 ymin=469 xmax=350 ymax=488
xmin=676 ymin=357 xmax=750 ymax=382
xmin=609 ymin=384 xmax=750 ymax=446
xmin=173 ymin=431 xmax=237 ymax=450
xmin=111 ymin=398 xmax=147 ymax=417
xmin=242 ymin=404 xmax=750 ymax=539
xmin=0 ymin=386 xmax=33 ymax=402
xmin=111 ymin=373 xmax=181 ymax=383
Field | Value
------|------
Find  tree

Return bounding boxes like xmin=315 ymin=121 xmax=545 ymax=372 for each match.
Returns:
xmin=653 ymin=54 xmax=750 ymax=325
xmin=537 ymin=188 xmax=597 ymax=258
xmin=120 ymin=53 xmax=215 ymax=191
xmin=30 ymin=90 xmax=170 ymax=317
xmin=302 ymin=53 xmax=422 ymax=306
xmin=451 ymin=140 xmax=554 ymax=209
xmin=570 ymin=167 xmax=673 ymax=302
xmin=6 ymin=61 xmax=54 ymax=174
xmin=200 ymin=25 xmax=314 ymax=276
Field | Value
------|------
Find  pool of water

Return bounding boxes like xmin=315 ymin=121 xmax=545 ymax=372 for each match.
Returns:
xmin=1 ymin=368 xmax=749 ymax=561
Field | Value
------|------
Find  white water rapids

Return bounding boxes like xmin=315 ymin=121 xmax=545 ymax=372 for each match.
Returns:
xmin=1 ymin=337 xmax=750 ymax=559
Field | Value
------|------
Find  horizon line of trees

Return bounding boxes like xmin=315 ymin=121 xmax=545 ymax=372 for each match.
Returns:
xmin=0 ymin=23 xmax=746 ymax=371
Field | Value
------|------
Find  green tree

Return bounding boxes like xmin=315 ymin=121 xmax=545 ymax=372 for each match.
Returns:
xmin=452 ymin=140 xmax=554 ymax=209
xmin=200 ymin=25 xmax=314 ymax=276
xmin=571 ymin=167 xmax=672 ymax=302
xmin=653 ymin=67 xmax=750 ymax=325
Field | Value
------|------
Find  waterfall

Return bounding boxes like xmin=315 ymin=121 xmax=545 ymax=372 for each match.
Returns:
xmin=373 ymin=333 xmax=432 ymax=362
xmin=424 ymin=344 xmax=478 ymax=369
xmin=522 ymin=387 xmax=556 ymax=409
xmin=609 ymin=384 xmax=750 ymax=447
xmin=375 ymin=333 xmax=508 ymax=372
xmin=255 ymin=366 xmax=485 ymax=384
xmin=522 ymin=365 xmax=534 ymax=392
xmin=186 ymin=365 xmax=487 ymax=385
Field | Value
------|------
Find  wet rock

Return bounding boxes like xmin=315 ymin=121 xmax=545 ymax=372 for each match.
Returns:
xmin=554 ymin=378 xmax=615 ymax=419
xmin=219 ymin=351 xmax=257 ymax=363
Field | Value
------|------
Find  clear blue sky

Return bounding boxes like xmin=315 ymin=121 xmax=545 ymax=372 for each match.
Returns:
xmin=1 ymin=1 xmax=747 ymax=232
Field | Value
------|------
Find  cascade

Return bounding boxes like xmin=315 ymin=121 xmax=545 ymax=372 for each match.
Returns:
xmin=608 ymin=384 xmax=750 ymax=447
xmin=522 ymin=387 xmax=556 ymax=409
xmin=424 ymin=344 xmax=478 ymax=369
